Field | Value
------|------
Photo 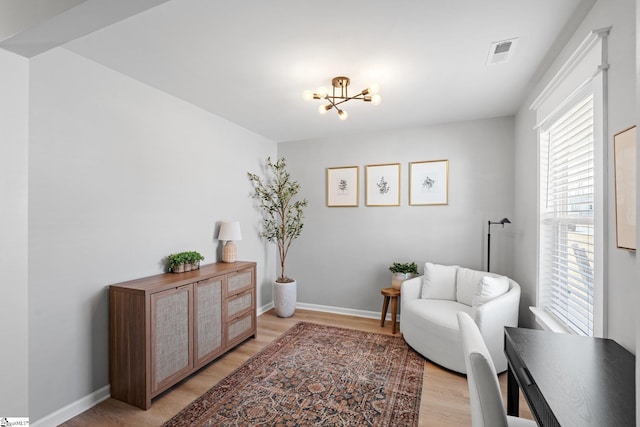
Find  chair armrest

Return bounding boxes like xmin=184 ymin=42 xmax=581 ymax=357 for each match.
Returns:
xmin=401 ymin=276 xmax=423 ymax=304
xmin=474 ymin=284 xmax=521 ymax=333
xmin=473 ymin=283 xmax=521 ymax=372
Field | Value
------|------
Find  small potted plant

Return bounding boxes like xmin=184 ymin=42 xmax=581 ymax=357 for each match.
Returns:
xmin=168 ymin=253 xmax=186 ymax=273
xmin=185 ymin=251 xmax=204 ymax=270
xmin=389 ymin=262 xmax=418 ymax=290
xmin=167 ymin=251 xmax=204 ymax=273
xmin=184 ymin=252 xmax=194 ymax=272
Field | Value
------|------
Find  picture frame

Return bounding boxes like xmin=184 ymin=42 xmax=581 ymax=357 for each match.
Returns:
xmin=326 ymin=166 xmax=359 ymax=207
xmin=409 ymin=160 xmax=449 ymax=205
xmin=613 ymin=126 xmax=636 ymax=251
xmin=365 ymin=163 xmax=400 ymax=206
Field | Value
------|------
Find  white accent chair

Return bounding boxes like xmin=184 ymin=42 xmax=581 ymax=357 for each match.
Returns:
xmin=400 ymin=263 xmax=520 ymax=374
xmin=458 ymin=312 xmax=536 ymax=427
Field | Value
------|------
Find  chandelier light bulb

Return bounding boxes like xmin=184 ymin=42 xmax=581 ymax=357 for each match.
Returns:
xmin=371 ymin=94 xmax=382 ymax=106
xmin=319 ymin=104 xmax=331 ymax=114
xmin=368 ymin=83 xmax=380 ymax=95
xmin=338 ymin=109 xmax=348 ymax=120
xmin=302 ymin=90 xmax=314 ymax=101
xmin=317 ymin=87 xmax=328 ymax=98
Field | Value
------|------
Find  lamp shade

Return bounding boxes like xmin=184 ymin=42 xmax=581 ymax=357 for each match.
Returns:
xmin=218 ymin=221 xmax=242 ymax=241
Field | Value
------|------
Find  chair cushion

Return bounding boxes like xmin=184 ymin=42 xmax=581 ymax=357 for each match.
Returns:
xmin=408 ymin=299 xmax=472 ymax=330
xmin=472 ymin=275 xmax=510 ymax=307
xmin=456 ymin=267 xmax=500 ymax=305
xmin=421 ymin=263 xmax=458 ymax=300
xmin=401 ymin=299 xmax=472 ymax=373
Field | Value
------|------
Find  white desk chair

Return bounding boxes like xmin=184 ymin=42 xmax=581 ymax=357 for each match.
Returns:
xmin=457 ymin=312 xmax=536 ymax=427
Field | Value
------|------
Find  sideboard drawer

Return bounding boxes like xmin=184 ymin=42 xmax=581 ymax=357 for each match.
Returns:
xmin=226 ymin=268 xmax=253 ymax=295
xmin=226 ymin=290 xmax=253 ymax=320
xmin=227 ymin=312 xmax=254 ymax=345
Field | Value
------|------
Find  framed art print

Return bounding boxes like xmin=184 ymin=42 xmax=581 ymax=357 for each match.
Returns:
xmin=365 ymin=163 xmax=400 ymax=206
xmin=409 ymin=160 xmax=449 ymax=205
xmin=613 ymin=126 xmax=636 ymax=250
xmin=327 ymin=166 xmax=359 ymax=207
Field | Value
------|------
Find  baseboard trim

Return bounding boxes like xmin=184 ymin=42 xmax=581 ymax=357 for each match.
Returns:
xmin=297 ymin=302 xmax=393 ymax=321
xmin=257 ymin=301 xmax=274 ymax=316
xmin=263 ymin=301 xmax=395 ymax=321
xmin=31 ymin=384 xmax=110 ymax=427
xmin=35 ymin=302 xmax=389 ymax=426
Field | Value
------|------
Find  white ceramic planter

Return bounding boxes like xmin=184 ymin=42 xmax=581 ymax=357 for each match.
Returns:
xmin=391 ymin=273 xmax=414 ymax=290
xmin=273 ymin=280 xmax=297 ymax=318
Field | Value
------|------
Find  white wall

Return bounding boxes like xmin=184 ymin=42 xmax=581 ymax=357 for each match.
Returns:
xmin=0 ymin=49 xmax=29 ymax=417
xmin=28 ymin=47 xmax=276 ymax=423
xmin=514 ymin=0 xmax=637 ymax=349
xmin=512 ymin=105 xmax=538 ymax=329
xmin=280 ymin=117 xmax=515 ymax=313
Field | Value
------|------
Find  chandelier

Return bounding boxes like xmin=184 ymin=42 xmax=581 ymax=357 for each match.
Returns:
xmin=303 ymin=76 xmax=381 ymax=120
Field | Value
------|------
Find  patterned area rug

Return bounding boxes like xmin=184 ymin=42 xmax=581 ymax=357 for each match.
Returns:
xmin=162 ymin=322 xmax=424 ymax=426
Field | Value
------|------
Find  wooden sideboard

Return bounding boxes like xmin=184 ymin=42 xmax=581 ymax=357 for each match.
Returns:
xmin=109 ymin=261 xmax=256 ymax=409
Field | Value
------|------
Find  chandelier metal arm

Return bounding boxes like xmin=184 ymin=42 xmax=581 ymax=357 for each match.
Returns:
xmin=330 ymin=97 xmax=354 ymax=106
xmin=324 ymin=93 xmax=370 ymax=105
xmin=325 ymin=96 xmax=339 ymax=110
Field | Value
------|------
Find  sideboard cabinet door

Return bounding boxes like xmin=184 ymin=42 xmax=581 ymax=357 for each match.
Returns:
xmin=194 ymin=277 xmax=224 ymax=367
xmin=151 ymin=285 xmax=193 ymax=394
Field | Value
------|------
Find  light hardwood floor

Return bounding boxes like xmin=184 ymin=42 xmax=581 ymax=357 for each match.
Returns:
xmin=62 ymin=309 xmax=533 ymax=426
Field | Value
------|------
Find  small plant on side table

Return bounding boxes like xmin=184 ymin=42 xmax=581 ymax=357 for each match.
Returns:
xmin=389 ymin=262 xmax=418 ymax=274
xmin=389 ymin=262 xmax=418 ymax=290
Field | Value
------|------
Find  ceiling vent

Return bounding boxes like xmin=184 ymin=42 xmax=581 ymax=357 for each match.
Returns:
xmin=486 ymin=38 xmax=519 ymax=65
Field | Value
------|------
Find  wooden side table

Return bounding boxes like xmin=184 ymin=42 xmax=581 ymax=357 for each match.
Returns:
xmin=380 ymin=287 xmax=401 ymax=334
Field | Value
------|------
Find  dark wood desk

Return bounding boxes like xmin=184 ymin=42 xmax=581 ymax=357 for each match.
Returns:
xmin=504 ymin=327 xmax=635 ymax=427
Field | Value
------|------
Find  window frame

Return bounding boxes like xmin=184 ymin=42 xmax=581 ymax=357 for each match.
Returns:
xmin=531 ymin=28 xmax=609 ymax=338
xmin=537 ymin=88 xmax=603 ymax=337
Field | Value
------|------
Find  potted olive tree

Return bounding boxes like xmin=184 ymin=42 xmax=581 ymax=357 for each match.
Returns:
xmin=248 ymin=157 xmax=308 ymax=317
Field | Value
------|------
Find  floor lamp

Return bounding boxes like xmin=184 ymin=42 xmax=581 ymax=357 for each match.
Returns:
xmin=487 ymin=218 xmax=511 ymax=272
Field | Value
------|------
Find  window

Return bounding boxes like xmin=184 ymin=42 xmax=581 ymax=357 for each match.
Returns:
xmin=532 ymin=28 xmax=608 ymax=337
xmin=539 ymin=93 xmax=595 ymax=336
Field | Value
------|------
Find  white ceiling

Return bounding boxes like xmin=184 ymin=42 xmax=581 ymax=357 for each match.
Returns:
xmin=1 ymin=0 xmax=596 ymax=143
xmin=0 ymin=0 xmax=86 ymax=42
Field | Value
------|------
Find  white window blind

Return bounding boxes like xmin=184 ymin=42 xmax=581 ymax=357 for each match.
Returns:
xmin=540 ymin=94 xmax=594 ymax=336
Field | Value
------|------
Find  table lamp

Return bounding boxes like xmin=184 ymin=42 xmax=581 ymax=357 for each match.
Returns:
xmin=218 ymin=221 xmax=242 ymax=263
